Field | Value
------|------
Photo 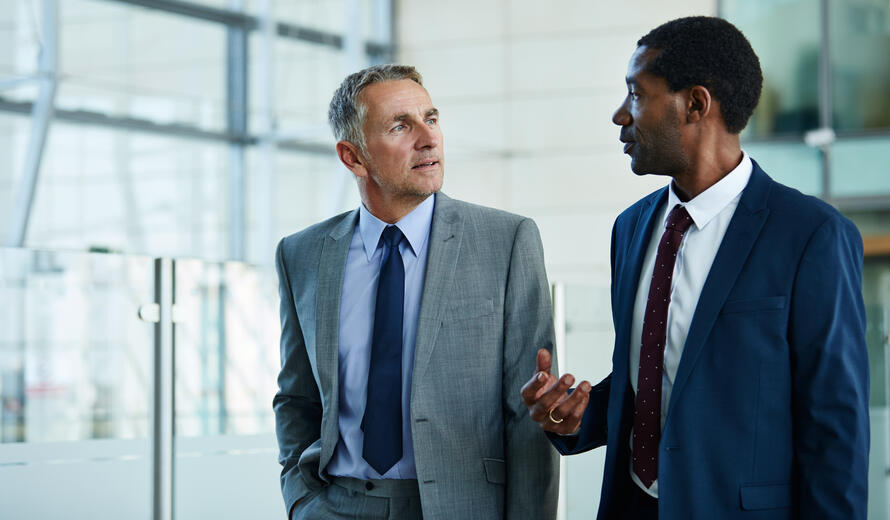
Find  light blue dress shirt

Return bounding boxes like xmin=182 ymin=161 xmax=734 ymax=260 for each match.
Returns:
xmin=326 ymin=194 xmax=435 ymax=479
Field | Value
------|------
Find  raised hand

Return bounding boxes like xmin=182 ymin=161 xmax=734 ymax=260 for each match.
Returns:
xmin=520 ymin=348 xmax=591 ymax=435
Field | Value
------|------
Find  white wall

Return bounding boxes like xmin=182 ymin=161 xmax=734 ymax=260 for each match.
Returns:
xmin=396 ymin=0 xmax=715 ymax=285
xmin=395 ymin=1 xmax=716 ymax=517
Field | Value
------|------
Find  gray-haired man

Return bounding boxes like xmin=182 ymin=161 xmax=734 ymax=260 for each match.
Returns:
xmin=273 ymin=64 xmax=559 ymax=519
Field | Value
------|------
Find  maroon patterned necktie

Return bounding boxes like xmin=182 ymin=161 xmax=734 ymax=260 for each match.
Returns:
xmin=633 ymin=204 xmax=694 ymax=488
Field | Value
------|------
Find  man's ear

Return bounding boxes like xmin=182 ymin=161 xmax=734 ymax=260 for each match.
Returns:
xmin=686 ymin=85 xmax=712 ymax=124
xmin=336 ymin=141 xmax=368 ymax=178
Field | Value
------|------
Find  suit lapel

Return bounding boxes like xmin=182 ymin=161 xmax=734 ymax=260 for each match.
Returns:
xmin=613 ymin=189 xmax=667 ymax=386
xmin=667 ymin=163 xmax=772 ymax=416
xmin=412 ymin=193 xmax=463 ymax=381
xmin=315 ymin=209 xmax=357 ymax=470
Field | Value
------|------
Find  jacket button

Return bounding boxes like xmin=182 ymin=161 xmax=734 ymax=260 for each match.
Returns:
xmin=365 ymin=482 xmax=374 ymax=491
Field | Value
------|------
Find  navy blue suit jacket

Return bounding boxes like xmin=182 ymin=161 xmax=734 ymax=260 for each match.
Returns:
xmin=550 ymin=161 xmax=869 ymax=519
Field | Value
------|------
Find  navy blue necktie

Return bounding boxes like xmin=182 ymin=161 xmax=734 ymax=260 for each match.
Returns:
xmin=362 ymin=225 xmax=405 ymax=475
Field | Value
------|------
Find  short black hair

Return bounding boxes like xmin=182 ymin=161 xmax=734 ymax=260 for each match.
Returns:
xmin=638 ymin=16 xmax=763 ymax=134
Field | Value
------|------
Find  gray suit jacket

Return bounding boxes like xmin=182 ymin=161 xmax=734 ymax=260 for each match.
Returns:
xmin=273 ymin=193 xmax=559 ymax=519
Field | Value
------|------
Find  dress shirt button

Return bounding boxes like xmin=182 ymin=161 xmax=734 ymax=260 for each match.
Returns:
xmin=365 ymin=482 xmax=374 ymax=491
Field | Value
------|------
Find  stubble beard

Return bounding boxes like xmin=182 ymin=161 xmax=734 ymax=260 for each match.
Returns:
xmin=368 ymin=164 xmax=443 ymax=203
xmin=630 ymin=112 xmax=687 ymax=177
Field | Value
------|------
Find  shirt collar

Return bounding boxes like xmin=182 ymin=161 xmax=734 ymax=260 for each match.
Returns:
xmin=666 ymin=150 xmax=752 ymax=231
xmin=358 ymin=193 xmax=436 ymax=261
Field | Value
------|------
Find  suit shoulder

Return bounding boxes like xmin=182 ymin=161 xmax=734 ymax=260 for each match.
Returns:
xmin=278 ymin=210 xmax=353 ymax=254
xmin=766 ymin=178 xmax=857 ymax=235
xmin=614 ymin=187 xmax=667 ymax=229
xmin=444 ymin=196 xmax=532 ymax=228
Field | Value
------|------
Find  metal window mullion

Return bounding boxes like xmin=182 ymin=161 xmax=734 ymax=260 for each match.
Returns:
xmin=5 ymin=0 xmax=57 ymax=247
xmin=152 ymin=257 xmax=175 ymax=520
xmin=226 ymin=15 xmax=248 ymax=261
xmin=253 ymin=0 xmax=277 ymax=265
xmin=106 ymin=0 xmax=391 ymax=57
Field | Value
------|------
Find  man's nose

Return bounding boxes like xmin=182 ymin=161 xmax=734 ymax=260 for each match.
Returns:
xmin=415 ymin=122 xmax=440 ymax=149
xmin=612 ymin=102 xmax=631 ymax=126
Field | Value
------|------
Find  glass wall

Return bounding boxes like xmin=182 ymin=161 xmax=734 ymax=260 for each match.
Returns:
xmin=0 ymin=0 xmax=393 ymax=264
xmin=0 ymin=248 xmax=154 ymax=518
xmin=28 ymin=122 xmax=231 ymax=258
xmin=56 ymin=0 xmax=227 ymax=131
xmin=723 ymin=0 xmax=890 ymax=203
xmin=173 ymin=259 xmax=281 ymax=519
xmin=0 ymin=248 xmax=283 ymax=518
xmin=829 ymin=0 xmax=890 ymax=133
xmin=722 ymin=0 xmax=822 ymax=139
xmin=863 ymin=257 xmax=890 ymax=520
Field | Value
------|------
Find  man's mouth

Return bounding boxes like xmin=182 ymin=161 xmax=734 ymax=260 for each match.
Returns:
xmin=412 ymin=160 xmax=439 ymax=170
xmin=622 ymin=142 xmax=635 ymax=154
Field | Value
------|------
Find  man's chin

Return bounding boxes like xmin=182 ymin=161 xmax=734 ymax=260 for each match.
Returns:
xmin=629 ymin=160 xmax=648 ymax=176
xmin=414 ymin=176 xmax=443 ymax=197
xmin=629 ymin=159 xmax=666 ymax=177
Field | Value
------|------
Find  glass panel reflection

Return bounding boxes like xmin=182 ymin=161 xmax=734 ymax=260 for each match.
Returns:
xmin=830 ymin=0 xmax=890 ymax=132
xmin=248 ymin=34 xmax=345 ymax=137
xmin=0 ymin=247 xmax=154 ymax=518
xmin=0 ymin=0 xmax=43 ymax=104
xmin=57 ymin=0 xmax=227 ymax=131
xmin=28 ymin=122 xmax=230 ymax=260
xmin=862 ymin=257 xmax=890 ymax=519
xmin=173 ymin=259 xmax=279 ymax=436
xmin=0 ymin=248 xmax=154 ymax=443
xmin=722 ymin=0 xmax=821 ymax=138
xmin=560 ymin=283 xmax=613 ymax=519
xmin=742 ymin=141 xmax=823 ymax=196
xmin=830 ymin=136 xmax=890 ymax=197
xmin=173 ymin=258 xmax=282 ymax=519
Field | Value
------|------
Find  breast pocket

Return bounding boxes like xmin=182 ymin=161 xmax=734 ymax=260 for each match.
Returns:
xmin=442 ymin=298 xmax=495 ymax=322
xmin=739 ymin=482 xmax=791 ymax=511
xmin=721 ymin=296 xmax=786 ymax=315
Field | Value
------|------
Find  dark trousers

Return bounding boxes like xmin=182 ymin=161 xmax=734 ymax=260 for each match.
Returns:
xmin=617 ymin=480 xmax=658 ymax=520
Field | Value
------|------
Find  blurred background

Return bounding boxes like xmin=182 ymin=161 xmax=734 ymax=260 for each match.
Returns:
xmin=0 ymin=0 xmax=888 ymax=518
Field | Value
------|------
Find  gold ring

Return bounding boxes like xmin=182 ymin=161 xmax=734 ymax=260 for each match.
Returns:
xmin=548 ymin=409 xmax=564 ymax=424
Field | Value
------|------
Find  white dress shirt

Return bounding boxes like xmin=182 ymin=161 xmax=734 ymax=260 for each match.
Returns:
xmin=628 ymin=152 xmax=753 ymax=497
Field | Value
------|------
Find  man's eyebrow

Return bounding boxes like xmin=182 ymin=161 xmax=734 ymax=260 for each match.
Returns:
xmin=390 ymin=108 xmax=439 ymax=122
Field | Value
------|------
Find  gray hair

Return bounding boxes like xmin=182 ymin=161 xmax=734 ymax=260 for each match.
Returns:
xmin=328 ymin=64 xmax=424 ymax=151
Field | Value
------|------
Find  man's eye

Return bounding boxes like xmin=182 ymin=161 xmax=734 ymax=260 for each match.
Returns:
xmin=426 ymin=118 xmax=438 ymax=125
xmin=393 ymin=124 xmax=406 ymax=132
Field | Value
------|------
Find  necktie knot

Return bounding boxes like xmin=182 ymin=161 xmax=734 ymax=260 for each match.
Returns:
xmin=665 ymin=205 xmax=694 ymax=234
xmin=382 ymin=225 xmax=404 ymax=248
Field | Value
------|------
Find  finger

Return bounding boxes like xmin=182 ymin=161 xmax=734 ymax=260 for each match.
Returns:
xmin=532 ymin=371 xmax=558 ymax=401
xmin=520 ymin=371 xmax=551 ymax=406
xmin=529 ymin=373 xmax=575 ymax=423
xmin=547 ymin=380 xmax=591 ymax=433
xmin=535 ymin=348 xmax=552 ymax=374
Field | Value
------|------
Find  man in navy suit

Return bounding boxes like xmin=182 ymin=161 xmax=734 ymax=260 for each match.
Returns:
xmin=522 ymin=16 xmax=869 ymax=519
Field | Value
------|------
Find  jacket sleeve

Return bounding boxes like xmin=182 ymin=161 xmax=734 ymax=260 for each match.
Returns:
xmin=546 ymin=374 xmax=612 ymax=455
xmin=549 ymin=218 xmax=623 ymax=456
xmin=502 ymin=218 xmax=560 ymax=519
xmin=789 ymin=215 xmax=869 ymax=519
xmin=273 ymin=238 xmax=323 ymax=517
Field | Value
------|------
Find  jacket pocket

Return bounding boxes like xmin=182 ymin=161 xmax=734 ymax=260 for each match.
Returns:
xmin=739 ymin=482 xmax=791 ymax=510
xmin=721 ymin=296 xmax=786 ymax=315
xmin=443 ymin=298 xmax=495 ymax=322
xmin=482 ymin=458 xmax=506 ymax=484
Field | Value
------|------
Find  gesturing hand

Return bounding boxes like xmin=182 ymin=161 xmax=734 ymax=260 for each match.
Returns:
xmin=520 ymin=348 xmax=591 ymax=435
